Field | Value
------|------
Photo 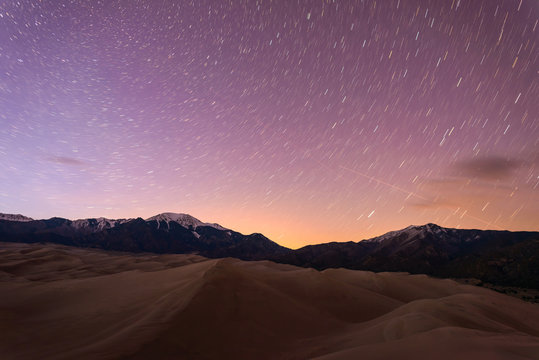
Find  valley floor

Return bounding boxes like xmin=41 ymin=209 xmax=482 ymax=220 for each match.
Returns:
xmin=1 ymin=242 xmax=538 ymax=360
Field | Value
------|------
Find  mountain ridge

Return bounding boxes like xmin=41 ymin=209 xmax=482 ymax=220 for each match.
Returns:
xmin=278 ymin=223 xmax=539 ymax=288
xmin=0 ymin=212 xmax=289 ymax=261
xmin=1 ymin=212 xmax=537 ymax=288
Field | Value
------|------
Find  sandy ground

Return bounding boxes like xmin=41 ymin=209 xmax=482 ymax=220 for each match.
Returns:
xmin=455 ymin=278 xmax=539 ymax=304
xmin=0 ymin=242 xmax=538 ymax=360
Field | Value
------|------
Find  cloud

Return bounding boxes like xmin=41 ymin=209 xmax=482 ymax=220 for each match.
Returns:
xmin=47 ymin=156 xmax=86 ymax=166
xmin=410 ymin=157 xmax=520 ymax=211
xmin=404 ymin=154 xmax=534 ymax=223
xmin=452 ymin=156 xmax=521 ymax=180
xmin=408 ymin=198 xmax=460 ymax=210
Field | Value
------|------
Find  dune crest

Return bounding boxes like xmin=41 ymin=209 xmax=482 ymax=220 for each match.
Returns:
xmin=1 ymin=242 xmax=538 ymax=360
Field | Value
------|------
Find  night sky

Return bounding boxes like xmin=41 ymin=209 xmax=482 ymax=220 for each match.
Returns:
xmin=0 ymin=0 xmax=537 ymax=248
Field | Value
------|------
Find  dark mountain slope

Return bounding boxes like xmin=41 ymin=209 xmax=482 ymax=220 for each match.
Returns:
xmin=274 ymin=224 xmax=539 ymax=288
xmin=1 ymin=213 xmax=537 ymax=288
xmin=0 ymin=213 xmax=290 ymax=261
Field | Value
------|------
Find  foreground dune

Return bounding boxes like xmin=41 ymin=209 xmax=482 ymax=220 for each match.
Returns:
xmin=0 ymin=242 xmax=538 ymax=360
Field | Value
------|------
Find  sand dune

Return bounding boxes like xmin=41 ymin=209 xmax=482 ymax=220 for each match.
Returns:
xmin=0 ymin=242 xmax=538 ymax=360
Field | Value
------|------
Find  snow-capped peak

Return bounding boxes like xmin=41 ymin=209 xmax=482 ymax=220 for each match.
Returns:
xmin=0 ymin=213 xmax=34 ymax=222
xmin=366 ymin=223 xmax=445 ymax=243
xmin=146 ymin=212 xmax=228 ymax=231
xmin=70 ymin=217 xmax=130 ymax=231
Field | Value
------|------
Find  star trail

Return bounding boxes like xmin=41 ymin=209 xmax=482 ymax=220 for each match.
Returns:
xmin=0 ymin=0 xmax=537 ymax=248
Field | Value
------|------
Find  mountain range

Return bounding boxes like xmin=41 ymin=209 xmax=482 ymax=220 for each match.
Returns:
xmin=1 ymin=212 xmax=538 ymax=288
xmin=0 ymin=212 xmax=289 ymax=261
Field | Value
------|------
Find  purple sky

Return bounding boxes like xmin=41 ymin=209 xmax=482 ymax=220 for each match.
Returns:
xmin=0 ymin=0 xmax=537 ymax=248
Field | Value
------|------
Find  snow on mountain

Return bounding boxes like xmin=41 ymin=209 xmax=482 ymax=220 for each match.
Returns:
xmin=146 ymin=212 xmax=228 ymax=231
xmin=0 ymin=211 xmax=229 ymax=232
xmin=70 ymin=217 xmax=131 ymax=232
xmin=365 ymin=223 xmax=446 ymax=244
xmin=0 ymin=213 xmax=34 ymax=222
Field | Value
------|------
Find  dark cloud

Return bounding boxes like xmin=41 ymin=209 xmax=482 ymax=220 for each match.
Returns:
xmin=421 ymin=177 xmax=467 ymax=187
xmin=408 ymin=198 xmax=459 ymax=210
xmin=452 ymin=156 xmax=521 ymax=180
xmin=47 ymin=156 xmax=86 ymax=166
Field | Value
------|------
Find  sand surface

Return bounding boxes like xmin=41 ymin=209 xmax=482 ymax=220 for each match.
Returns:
xmin=0 ymin=242 xmax=538 ymax=360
